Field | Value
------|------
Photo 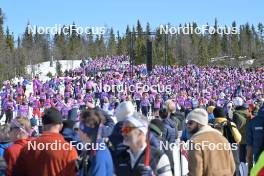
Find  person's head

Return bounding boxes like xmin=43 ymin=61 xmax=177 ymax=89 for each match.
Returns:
xmin=207 ymin=106 xmax=215 ymax=114
xmin=165 ymin=99 xmax=176 ymax=113
xmin=186 ymin=108 xmax=208 ymax=135
xmin=8 ymin=95 xmax=12 ymax=101
xmin=213 ymin=107 xmax=226 ymax=118
xmin=86 ymin=101 xmax=95 ymax=109
xmin=159 ymin=106 xmax=169 ymax=119
xmin=10 ymin=117 xmax=31 ymax=141
xmin=233 ymin=97 xmax=244 ymax=107
xmin=42 ymin=107 xmax=63 ymax=133
xmin=79 ymin=109 xmax=105 ymax=144
xmin=121 ymin=113 xmax=148 ymax=151
xmin=61 ymin=120 xmax=75 ymax=132
xmin=22 ymin=99 xmax=27 ymax=105
xmin=114 ymin=101 xmax=135 ymax=122
xmin=0 ymin=124 xmax=11 ymax=143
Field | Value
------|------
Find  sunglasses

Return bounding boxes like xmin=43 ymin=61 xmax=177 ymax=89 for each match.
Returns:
xmin=121 ymin=126 xmax=145 ymax=134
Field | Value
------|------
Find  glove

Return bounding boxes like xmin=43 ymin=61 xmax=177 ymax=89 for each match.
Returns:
xmin=138 ymin=166 xmax=153 ymax=176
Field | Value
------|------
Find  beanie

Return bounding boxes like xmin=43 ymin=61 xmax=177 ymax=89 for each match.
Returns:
xmin=213 ymin=107 xmax=226 ymax=118
xmin=186 ymin=108 xmax=208 ymax=126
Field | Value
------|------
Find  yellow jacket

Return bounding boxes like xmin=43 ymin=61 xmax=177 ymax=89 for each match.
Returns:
xmin=214 ymin=117 xmax=242 ymax=144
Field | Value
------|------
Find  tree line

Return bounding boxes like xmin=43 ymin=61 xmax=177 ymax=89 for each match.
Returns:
xmin=0 ymin=8 xmax=264 ymax=84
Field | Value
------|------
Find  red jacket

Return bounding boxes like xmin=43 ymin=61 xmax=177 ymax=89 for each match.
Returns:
xmin=4 ymin=138 xmax=33 ymax=176
xmin=13 ymin=132 xmax=78 ymax=176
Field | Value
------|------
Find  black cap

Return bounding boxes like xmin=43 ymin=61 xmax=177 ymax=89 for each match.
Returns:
xmin=42 ymin=107 xmax=63 ymax=125
xmin=213 ymin=107 xmax=226 ymax=118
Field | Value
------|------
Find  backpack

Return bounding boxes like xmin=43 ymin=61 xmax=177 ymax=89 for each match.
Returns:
xmin=222 ymin=120 xmax=237 ymax=144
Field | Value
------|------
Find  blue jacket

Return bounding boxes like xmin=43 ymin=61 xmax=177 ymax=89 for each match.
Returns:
xmin=247 ymin=106 xmax=264 ymax=162
xmin=0 ymin=143 xmax=11 ymax=157
xmin=61 ymin=128 xmax=82 ymax=155
xmin=180 ymin=128 xmax=190 ymax=142
xmin=79 ymin=141 xmax=113 ymax=176
xmin=163 ymin=118 xmax=178 ymax=143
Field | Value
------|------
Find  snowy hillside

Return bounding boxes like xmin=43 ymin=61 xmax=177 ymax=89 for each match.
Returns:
xmin=26 ymin=60 xmax=82 ymax=82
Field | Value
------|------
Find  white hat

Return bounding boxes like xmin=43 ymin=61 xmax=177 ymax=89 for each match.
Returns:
xmin=125 ymin=113 xmax=148 ymax=135
xmin=115 ymin=101 xmax=135 ymax=121
xmin=186 ymin=108 xmax=208 ymax=126
xmin=233 ymin=97 xmax=244 ymax=107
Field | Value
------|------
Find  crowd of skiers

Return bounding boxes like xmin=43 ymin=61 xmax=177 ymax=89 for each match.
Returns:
xmin=0 ymin=55 xmax=263 ymax=176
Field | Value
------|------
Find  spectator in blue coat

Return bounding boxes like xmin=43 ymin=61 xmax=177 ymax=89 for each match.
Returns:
xmin=247 ymin=105 xmax=264 ymax=172
xmin=78 ymin=109 xmax=113 ymax=176
xmin=159 ymin=107 xmax=178 ymax=143
xmin=0 ymin=124 xmax=11 ymax=157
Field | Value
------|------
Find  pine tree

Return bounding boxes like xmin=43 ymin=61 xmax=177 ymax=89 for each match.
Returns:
xmin=209 ymin=18 xmax=221 ymax=58
xmin=198 ymin=37 xmax=209 ymax=66
xmin=221 ymin=26 xmax=229 ymax=56
xmin=153 ymin=27 xmax=164 ymax=65
xmin=230 ymin=21 xmax=240 ymax=58
xmin=135 ymin=20 xmax=146 ymax=64
xmin=0 ymin=8 xmax=4 ymax=41
xmin=87 ymin=29 xmax=95 ymax=57
xmin=68 ymin=22 xmax=82 ymax=59
xmin=146 ymin=22 xmax=151 ymax=40
xmin=54 ymin=27 xmax=67 ymax=60
xmin=190 ymin=22 xmax=200 ymax=64
xmin=116 ymin=31 xmax=125 ymax=55
xmin=5 ymin=27 xmax=14 ymax=51
xmin=108 ymin=27 xmax=116 ymax=56
xmin=258 ymin=23 xmax=264 ymax=51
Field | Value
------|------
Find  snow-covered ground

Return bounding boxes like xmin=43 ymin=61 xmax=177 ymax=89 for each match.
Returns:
xmin=26 ymin=60 xmax=82 ymax=82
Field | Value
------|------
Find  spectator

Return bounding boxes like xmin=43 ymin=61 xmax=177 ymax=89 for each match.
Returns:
xmin=247 ymin=105 xmax=264 ymax=173
xmin=213 ymin=107 xmax=241 ymax=176
xmin=78 ymin=109 xmax=113 ymax=176
xmin=4 ymin=117 xmax=33 ymax=176
xmin=233 ymin=97 xmax=250 ymax=163
xmin=186 ymin=108 xmax=235 ymax=175
xmin=0 ymin=124 xmax=11 ymax=157
xmin=115 ymin=113 xmax=172 ymax=176
xmin=13 ymin=107 xmax=78 ymax=176
xmin=159 ymin=106 xmax=178 ymax=143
